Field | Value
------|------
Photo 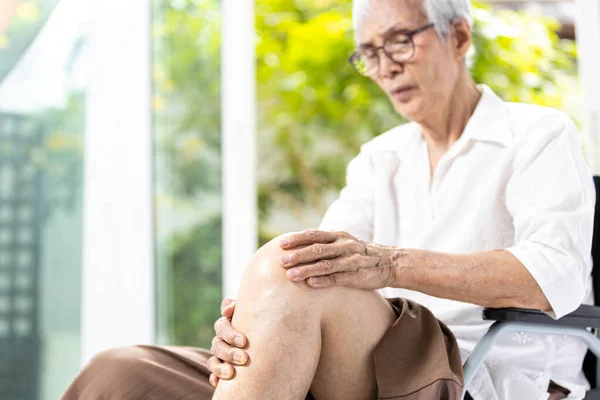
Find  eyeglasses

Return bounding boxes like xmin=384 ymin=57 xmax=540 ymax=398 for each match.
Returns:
xmin=348 ymin=23 xmax=435 ymax=77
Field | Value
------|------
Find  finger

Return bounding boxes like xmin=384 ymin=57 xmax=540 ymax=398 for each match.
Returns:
xmin=219 ymin=363 xmax=235 ymax=379
xmin=206 ymin=356 xmax=220 ymax=374
xmin=215 ymin=363 xmax=235 ymax=379
xmin=209 ymin=373 xmax=219 ymax=388
xmin=220 ymin=298 xmax=235 ymax=312
xmin=222 ymin=301 xmax=236 ymax=319
xmin=207 ymin=354 xmax=236 ymax=379
xmin=280 ymin=242 xmax=346 ymax=267
xmin=211 ymin=337 xmax=249 ymax=365
xmin=279 ymin=229 xmax=343 ymax=249
xmin=214 ymin=317 xmax=247 ymax=348
xmin=306 ymin=272 xmax=356 ymax=289
xmin=286 ymin=255 xmax=372 ymax=281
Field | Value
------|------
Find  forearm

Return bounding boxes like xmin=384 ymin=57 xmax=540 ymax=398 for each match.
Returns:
xmin=391 ymin=248 xmax=552 ymax=311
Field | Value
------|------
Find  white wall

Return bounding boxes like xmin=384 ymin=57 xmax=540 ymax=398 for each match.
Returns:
xmin=575 ymin=0 xmax=600 ymax=174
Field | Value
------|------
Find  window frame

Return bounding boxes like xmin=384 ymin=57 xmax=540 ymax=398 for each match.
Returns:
xmin=81 ymin=0 xmax=155 ymax=363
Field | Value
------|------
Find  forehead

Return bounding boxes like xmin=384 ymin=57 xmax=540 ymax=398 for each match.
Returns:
xmin=355 ymin=0 xmax=428 ymax=44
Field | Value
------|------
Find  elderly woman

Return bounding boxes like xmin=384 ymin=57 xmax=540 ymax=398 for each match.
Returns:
xmin=63 ymin=0 xmax=595 ymax=399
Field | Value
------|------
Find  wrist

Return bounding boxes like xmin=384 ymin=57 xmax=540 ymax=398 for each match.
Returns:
xmin=389 ymin=248 xmax=435 ymax=289
xmin=388 ymin=248 xmax=410 ymax=288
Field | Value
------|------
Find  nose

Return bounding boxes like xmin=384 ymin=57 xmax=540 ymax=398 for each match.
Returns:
xmin=378 ymin=52 xmax=403 ymax=78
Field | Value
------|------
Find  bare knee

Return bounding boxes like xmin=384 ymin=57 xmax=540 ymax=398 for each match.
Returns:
xmin=232 ymin=236 xmax=331 ymax=327
xmin=244 ymin=235 xmax=298 ymax=284
xmin=235 ymin=235 xmax=388 ymax=324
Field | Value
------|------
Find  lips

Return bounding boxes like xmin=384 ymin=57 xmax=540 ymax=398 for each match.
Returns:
xmin=390 ymin=85 xmax=415 ymax=95
xmin=390 ymin=85 xmax=416 ymax=102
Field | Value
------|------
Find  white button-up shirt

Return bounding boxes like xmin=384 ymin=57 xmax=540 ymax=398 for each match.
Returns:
xmin=319 ymin=85 xmax=596 ymax=399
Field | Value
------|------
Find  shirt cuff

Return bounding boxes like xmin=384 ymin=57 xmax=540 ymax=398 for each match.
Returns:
xmin=506 ymin=245 xmax=584 ymax=320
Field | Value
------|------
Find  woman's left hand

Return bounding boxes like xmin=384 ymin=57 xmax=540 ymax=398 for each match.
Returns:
xmin=278 ymin=229 xmax=401 ymax=290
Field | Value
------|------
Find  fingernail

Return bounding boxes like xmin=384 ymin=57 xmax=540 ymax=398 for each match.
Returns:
xmin=234 ymin=351 xmax=245 ymax=363
xmin=280 ymin=254 xmax=292 ymax=264
xmin=280 ymin=237 xmax=290 ymax=247
xmin=289 ymin=269 xmax=300 ymax=279
xmin=219 ymin=365 xmax=231 ymax=378
xmin=234 ymin=336 xmax=244 ymax=347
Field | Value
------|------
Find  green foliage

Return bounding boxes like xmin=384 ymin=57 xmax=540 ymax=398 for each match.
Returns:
xmin=160 ymin=216 xmax=222 ymax=346
xmin=153 ymin=0 xmax=222 ymax=198
xmin=255 ymin=0 xmax=401 ymax=222
xmin=153 ymin=0 xmax=223 ymax=348
xmin=469 ymin=1 xmax=579 ymax=112
xmin=152 ymin=0 xmax=580 ymax=346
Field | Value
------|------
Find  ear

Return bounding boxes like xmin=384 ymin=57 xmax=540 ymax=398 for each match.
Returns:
xmin=451 ymin=19 xmax=472 ymax=60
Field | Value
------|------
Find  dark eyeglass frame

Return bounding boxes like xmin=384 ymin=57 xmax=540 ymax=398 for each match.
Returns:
xmin=348 ymin=23 xmax=435 ymax=77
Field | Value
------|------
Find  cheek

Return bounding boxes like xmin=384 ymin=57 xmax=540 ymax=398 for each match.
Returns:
xmin=410 ymin=49 xmax=457 ymax=92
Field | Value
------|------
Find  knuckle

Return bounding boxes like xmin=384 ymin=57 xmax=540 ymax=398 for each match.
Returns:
xmin=319 ymin=259 xmax=333 ymax=273
xmin=215 ymin=343 xmax=229 ymax=359
xmin=220 ymin=298 xmax=229 ymax=309
xmin=208 ymin=357 xmax=220 ymax=373
xmin=220 ymin=317 xmax=231 ymax=334
xmin=348 ymin=253 xmax=362 ymax=263
xmin=228 ymin=348 xmax=239 ymax=360
xmin=351 ymin=240 xmax=364 ymax=253
xmin=210 ymin=337 xmax=220 ymax=354
xmin=207 ymin=357 xmax=215 ymax=370
xmin=213 ymin=317 xmax=224 ymax=334
xmin=221 ymin=298 xmax=235 ymax=311
xmin=306 ymin=229 xmax=320 ymax=239
xmin=335 ymin=231 xmax=347 ymax=240
xmin=313 ymin=243 xmax=325 ymax=255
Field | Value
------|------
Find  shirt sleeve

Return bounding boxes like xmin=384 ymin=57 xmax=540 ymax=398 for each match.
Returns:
xmin=319 ymin=150 xmax=375 ymax=241
xmin=505 ymin=113 xmax=595 ymax=319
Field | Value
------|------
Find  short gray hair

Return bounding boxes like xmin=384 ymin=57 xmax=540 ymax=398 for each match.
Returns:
xmin=352 ymin=0 xmax=473 ymax=38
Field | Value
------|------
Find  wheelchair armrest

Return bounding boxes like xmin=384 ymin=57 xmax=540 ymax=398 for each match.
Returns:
xmin=483 ymin=305 xmax=600 ymax=328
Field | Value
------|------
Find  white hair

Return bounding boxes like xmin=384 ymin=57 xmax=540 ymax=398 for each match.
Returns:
xmin=352 ymin=0 xmax=473 ymax=38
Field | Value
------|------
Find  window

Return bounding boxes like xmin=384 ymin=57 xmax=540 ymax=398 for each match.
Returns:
xmin=152 ymin=0 xmax=223 ymax=348
xmin=0 ymin=0 xmax=87 ymax=398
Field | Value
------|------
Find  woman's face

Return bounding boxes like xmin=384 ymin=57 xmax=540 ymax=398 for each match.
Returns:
xmin=355 ymin=0 xmax=469 ymax=122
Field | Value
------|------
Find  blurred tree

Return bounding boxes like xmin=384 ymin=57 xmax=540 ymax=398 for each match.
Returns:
xmin=153 ymin=0 xmax=224 ymax=347
xmin=152 ymin=0 xmax=580 ymax=347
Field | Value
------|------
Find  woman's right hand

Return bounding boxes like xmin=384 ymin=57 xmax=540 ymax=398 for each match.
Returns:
xmin=207 ymin=298 xmax=249 ymax=388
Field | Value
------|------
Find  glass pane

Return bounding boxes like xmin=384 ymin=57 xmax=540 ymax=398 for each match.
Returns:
xmin=0 ymin=0 xmax=87 ymax=398
xmin=153 ymin=0 xmax=222 ymax=348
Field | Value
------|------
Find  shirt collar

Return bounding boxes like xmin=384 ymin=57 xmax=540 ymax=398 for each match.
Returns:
xmin=393 ymin=84 xmax=512 ymax=160
xmin=462 ymin=84 xmax=512 ymax=147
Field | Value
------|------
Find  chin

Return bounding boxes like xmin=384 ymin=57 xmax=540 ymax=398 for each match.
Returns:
xmin=392 ymin=100 xmax=420 ymax=122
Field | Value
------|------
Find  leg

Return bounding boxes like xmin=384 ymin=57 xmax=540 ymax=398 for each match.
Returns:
xmin=213 ymin=237 xmax=396 ymax=400
xmin=62 ymin=345 xmax=215 ymax=399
